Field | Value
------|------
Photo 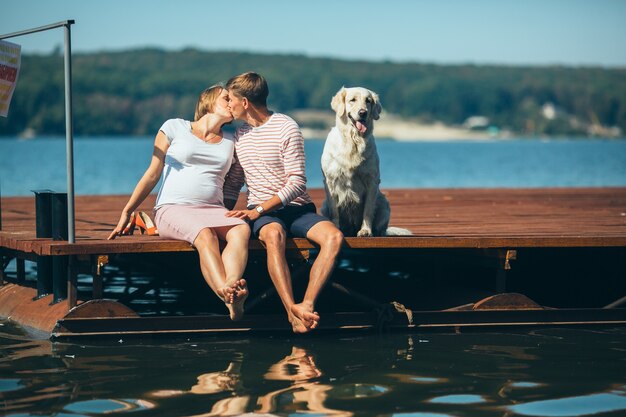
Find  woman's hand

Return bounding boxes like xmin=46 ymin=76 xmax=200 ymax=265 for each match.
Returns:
xmin=108 ymin=212 xmax=131 ymax=240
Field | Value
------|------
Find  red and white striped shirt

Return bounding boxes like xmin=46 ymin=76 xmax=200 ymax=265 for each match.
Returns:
xmin=224 ymin=113 xmax=312 ymax=207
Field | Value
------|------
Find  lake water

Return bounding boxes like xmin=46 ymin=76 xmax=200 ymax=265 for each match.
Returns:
xmin=1 ymin=318 xmax=626 ymax=417
xmin=1 ymin=136 xmax=626 ymax=416
xmin=1 ymin=136 xmax=626 ymax=196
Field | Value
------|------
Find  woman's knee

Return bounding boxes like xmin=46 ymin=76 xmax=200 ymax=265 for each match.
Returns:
xmin=233 ymin=224 xmax=251 ymax=240
xmin=194 ymin=227 xmax=219 ymax=248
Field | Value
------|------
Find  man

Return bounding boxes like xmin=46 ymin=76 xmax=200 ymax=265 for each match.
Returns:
xmin=225 ymin=72 xmax=343 ymax=333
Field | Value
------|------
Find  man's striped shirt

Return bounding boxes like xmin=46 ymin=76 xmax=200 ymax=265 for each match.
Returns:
xmin=223 ymin=113 xmax=312 ymax=207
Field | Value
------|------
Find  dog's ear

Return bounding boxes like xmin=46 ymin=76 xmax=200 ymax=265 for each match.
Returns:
xmin=331 ymin=87 xmax=346 ymax=117
xmin=371 ymin=92 xmax=382 ymax=120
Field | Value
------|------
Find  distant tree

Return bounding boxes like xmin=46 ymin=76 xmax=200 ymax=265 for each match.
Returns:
xmin=1 ymin=49 xmax=624 ymax=137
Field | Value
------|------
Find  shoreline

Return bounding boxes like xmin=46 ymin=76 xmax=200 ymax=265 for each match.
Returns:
xmin=293 ymin=110 xmax=624 ymax=141
xmin=4 ymin=112 xmax=625 ymax=141
xmin=295 ymin=111 xmax=505 ymax=141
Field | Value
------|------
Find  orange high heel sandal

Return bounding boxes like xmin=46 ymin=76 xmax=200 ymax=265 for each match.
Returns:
xmin=121 ymin=212 xmax=137 ymax=235
xmin=136 ymin=211 xmax=159 ymax=236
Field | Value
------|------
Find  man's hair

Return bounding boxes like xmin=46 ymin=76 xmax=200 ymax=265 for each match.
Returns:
xmin=226 ymin=72 xmax=269 ymax=107
xmin=194 ymin=85 xmax=224 ymax=121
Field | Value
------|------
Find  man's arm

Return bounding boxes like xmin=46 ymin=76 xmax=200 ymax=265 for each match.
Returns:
xmin=276 ymin=125 xmax=307 ymax=205
xmin=226 ymin=194 xmax=283 ymax=221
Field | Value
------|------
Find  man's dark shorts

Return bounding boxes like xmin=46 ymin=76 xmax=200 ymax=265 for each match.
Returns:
xmin=249 ymin=203 xmax=327 ymax=238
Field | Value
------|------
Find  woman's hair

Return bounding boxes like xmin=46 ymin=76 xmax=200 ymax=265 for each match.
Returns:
xmin=225 ymin=72 xmax=268 ymax=107
xmin=194 ymin=85 xmax=224 ymax=121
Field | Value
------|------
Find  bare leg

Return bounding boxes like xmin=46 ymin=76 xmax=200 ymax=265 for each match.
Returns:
xmin=291 ymin=221 xmax=343 ymax=330
xmin=258 ymin=223 xmax=311 ymax=333
xmin=193 ymin=227 xmax=241 ymax=320
xmin=215 ymin=224 xmax=251 ymax=320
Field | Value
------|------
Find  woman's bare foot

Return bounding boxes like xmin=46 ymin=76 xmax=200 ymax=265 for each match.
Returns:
xmin=290 ymin=303 xmax=320 ymax=333
xmin=217 ymin=286 xmax=235 ymax=304
xmin=231 ymin=279 xmax=248 ymax=303
xmin=226 ymin=279 xmax=248 ymax=321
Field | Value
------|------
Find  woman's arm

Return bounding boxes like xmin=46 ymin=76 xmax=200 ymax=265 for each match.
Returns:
xmin=108 ymin=131 xmax=169 ymax=239
xmin=223 ymin=151 xmax=245 ymax=210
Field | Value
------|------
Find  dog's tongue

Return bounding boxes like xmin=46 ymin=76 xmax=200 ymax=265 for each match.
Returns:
xmin=356 ymin=121 xmax=367 ymax=134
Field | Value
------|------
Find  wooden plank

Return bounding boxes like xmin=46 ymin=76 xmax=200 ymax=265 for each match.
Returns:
xmin=51 ymin=308 xmax=626 ymax=338
xmin=1 ymin=188 xmax=625 ymax=256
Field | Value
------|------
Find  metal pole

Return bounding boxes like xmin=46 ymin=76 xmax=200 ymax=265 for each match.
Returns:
xmin=1 ymin=20 xmax=76 ymax=242
xmin=63 ymin=22 xmax=75 ymax=243
xmin=0 ymin=21 xmax=74 ymax=40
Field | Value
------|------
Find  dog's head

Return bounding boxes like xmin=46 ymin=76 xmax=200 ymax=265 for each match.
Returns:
xmin=331 ymin=87 xmax=382 ymax=136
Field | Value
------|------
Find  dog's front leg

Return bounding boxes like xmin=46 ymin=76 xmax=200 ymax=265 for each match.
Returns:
xmin=326 ymin=196 xmax=341 ymax=229
xmin=322 ymin=180 xmax=341 ymax=228
xmin=357 ymin=183 xmax=377 ymax=237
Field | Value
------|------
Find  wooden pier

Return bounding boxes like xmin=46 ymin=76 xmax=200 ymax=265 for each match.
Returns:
xmin=1 ymin=188 xmax=626 ymax=337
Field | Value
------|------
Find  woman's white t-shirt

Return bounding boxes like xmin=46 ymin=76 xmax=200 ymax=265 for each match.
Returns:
xmin=155 ymin=118 xmax=236 ymax=208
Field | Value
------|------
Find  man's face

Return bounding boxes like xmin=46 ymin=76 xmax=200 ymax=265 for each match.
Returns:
xmin=227 ymin=91 xmax=246 ymax=120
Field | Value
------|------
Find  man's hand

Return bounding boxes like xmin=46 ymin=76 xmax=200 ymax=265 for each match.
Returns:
xmin=226 ymin=209 xmax=260 ymax=222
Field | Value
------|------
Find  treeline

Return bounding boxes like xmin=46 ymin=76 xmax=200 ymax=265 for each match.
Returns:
xmin=1 ymin=48 xmax=625 ymax=136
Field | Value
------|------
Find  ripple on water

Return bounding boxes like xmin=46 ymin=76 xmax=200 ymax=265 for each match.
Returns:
xmin=327 ymin=383 xmax=389 ymax=399
xmin=410 ymin=376 xmax=445 ymax=383
xmin=428 ymin=394 xmax=488 ymax=404
xmin=0 ymin=379 xmax=23 ymax=392
xmin=509 ymin=381 xmax=543 ymax=388
xmin=507 ymin=391 xmax=626 ymax=417
xmin=63 ymin=398 xmax=155 ymax=414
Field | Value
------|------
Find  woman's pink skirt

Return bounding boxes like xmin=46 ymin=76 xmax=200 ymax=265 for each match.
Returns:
xmin=154 ymin=204 xmax=246 ymax=245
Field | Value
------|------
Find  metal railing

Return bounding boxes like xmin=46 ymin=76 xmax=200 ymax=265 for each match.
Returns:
xmin=1 ymin=20 xmax=76 ymax=243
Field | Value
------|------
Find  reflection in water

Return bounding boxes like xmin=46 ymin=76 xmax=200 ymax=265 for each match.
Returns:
xmin=257 ymin=347 xmax=351 ymax=416
xmin=507 ymin=387 xmax=626 ymax=417
xmin=428 ymin=394 xmax=488 ymax=404
xmin=147 ymin=346 xmax=348 ymax=416
xmin=64 ymin=398 xmax=155 ymax=414
xmin=264 ymin=346 xmax=323 ymax=382
xmin=191 ymin=361 xmax=243 ymax=394
xmin=1 ymin=320 xmax=626 ymax=416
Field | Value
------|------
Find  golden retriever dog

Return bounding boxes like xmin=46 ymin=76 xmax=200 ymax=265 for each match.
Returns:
xmin=321 ymin=87 xmax=411 ymax=237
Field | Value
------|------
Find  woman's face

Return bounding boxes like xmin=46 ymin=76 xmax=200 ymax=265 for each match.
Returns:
xmin=214 ymin=89 xmax=234 ymax=121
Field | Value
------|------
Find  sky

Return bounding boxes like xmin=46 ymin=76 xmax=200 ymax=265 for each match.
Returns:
xmin=2 ymin=0 xmax=626 ymax=67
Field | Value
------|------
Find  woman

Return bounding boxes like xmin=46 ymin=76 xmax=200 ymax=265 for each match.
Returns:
xmin=108 ymin=85 xmax=250 ymax=321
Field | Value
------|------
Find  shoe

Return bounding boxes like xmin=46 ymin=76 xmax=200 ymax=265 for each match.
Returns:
xmin=121 ymin=212 xmax=137 ymax=235
xmin=136 ymin=211 xmax=159 ymax=236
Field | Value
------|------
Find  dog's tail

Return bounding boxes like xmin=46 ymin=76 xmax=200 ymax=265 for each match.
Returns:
xmin=385 ymin=227 xmax=413 ymax=236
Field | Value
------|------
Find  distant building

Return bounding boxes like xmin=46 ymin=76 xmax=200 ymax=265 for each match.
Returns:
xmin=463 ymin=116 xmax=490 ymax=130
xmin=542 ymin=102 xmax=557 ymax=120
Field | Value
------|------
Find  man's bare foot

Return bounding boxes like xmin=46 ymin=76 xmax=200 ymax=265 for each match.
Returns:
xmin=290 ymin=303 xmax=320 ymax=333
xmin=289 ymin=315 xmax=310 ymax=333
xmin=226 ymin=279 xmax=248 ymax=321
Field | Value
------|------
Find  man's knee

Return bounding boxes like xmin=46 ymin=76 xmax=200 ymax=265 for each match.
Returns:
xmin=259 ymin=223 xmax=286 ymax=248
xmin=323 ymin=227 xmax=344 ymax=253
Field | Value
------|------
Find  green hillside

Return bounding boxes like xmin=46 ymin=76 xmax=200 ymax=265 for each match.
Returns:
xmin=1 ymin=48 xmax=624 ymax=137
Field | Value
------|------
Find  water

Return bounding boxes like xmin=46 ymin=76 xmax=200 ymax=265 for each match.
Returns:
xmin=1 ymin=137 xmax=626 ymax=196
xmin=1 ymin=136 xmax=626 ymax=416
xmin=1 ymin=318 xmax=626 ymax=417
